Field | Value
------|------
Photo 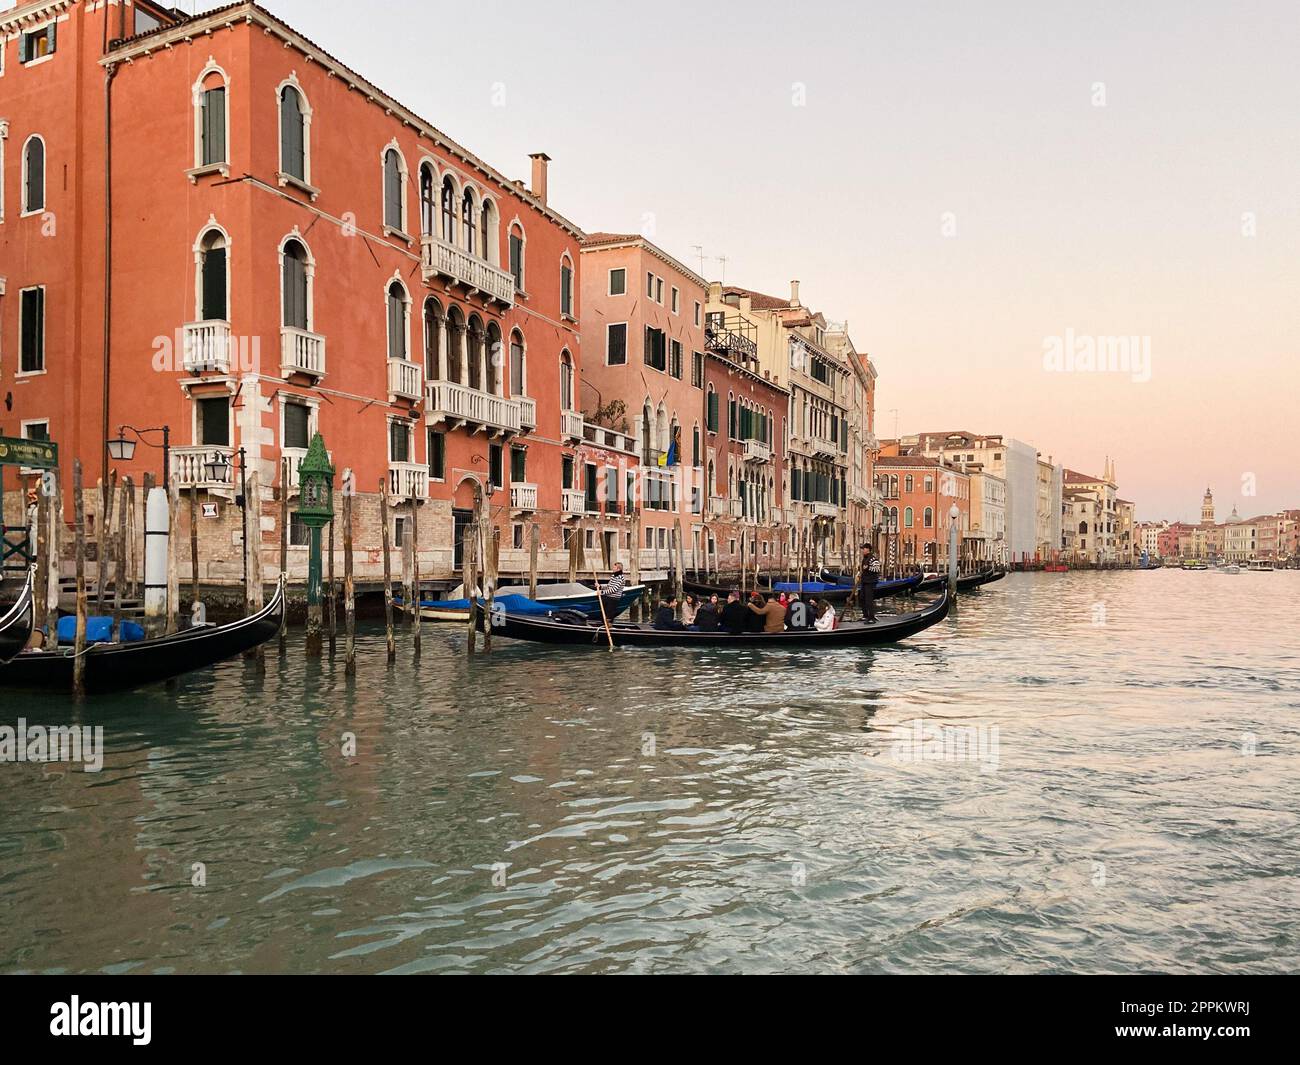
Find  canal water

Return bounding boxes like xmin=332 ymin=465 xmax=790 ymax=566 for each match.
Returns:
xmin=2 ymin=571 xmax=1298 ymax=974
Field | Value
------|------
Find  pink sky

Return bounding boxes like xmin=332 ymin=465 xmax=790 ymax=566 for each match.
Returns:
xmin=218 ymin=0 xmax=1299 ymax=519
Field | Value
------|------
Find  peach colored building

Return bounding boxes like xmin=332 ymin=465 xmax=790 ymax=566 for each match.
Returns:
xmin=0 ymin=0 xmax=598 ymax=587
xmin=579 ymin=233 xmax=707 ymax=570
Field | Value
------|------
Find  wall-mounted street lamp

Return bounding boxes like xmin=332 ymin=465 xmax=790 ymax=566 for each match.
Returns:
xmin=107 ymin=424 xmax=170 ymax=482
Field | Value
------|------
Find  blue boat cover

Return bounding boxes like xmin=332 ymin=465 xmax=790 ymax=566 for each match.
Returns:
xmin=773 ymin=581 xmax=838 ymax=593
xmin=419 ymin=593 xmax=555 ymax=616
xmin=55 ymin=616 xmax=146 ymax=643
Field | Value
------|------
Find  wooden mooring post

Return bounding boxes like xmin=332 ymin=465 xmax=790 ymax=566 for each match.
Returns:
xmin=380 ymin=476 xmax=395 ymax=663
xmin=343 ymin=480 xmax=356 ymax=676
xmin=279 ymin=458 xmax=289 ymax=655
xmin=72 ymin=461 xmax=88 ymax=698
xmin=410 ymin=495 xmax=421 ymax=661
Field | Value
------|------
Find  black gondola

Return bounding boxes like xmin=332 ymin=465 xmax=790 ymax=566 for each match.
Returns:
xmin=478 ymin=588 xmax=952 ymax=648
xmin=680 ymin=573 xmax=924 ymax=603
xmin=0 ymin=576 xmax=285 ymax=694
xmin=0 ymin=569 xmax=36 ymax=664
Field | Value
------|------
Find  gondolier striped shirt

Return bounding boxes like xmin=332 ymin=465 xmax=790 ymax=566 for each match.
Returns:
xmin=603 ymin=572 xmax=627 ymax=598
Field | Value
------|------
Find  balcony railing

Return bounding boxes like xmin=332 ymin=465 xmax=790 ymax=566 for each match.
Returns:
xmin=709 ymin=495 xmax=729 ymax=517
xmin=809 ymin=432 xmax=839 ymax=458
xmin=770 ymin=506 xmax=786 ymax=525
xmin=704 ymin=311 xmax=758 ymax=362
xmin=182 ymin=320 xmax=231 ymax=373
xmin=742 ymin=438 xmax=772 ymax=463
xmin=279 ymin=446 xmax=332 ymax=492
xmin=510 ymin=483 xmax=538 ymax=511
xmin=387 ymin=358 xmax=423 ymax=402
xmin=582 ymin=422 xmax=636 ymax=454
xmin=280 ymin=326 xmax=326 ymax=380
xmin=561 ymin=409 xmax=583 ymax=442
xmin=420 ymin=234 xmax=515 ymax=306
xmin=425 ymin=380 xmax=522 ymax=436
xmin=388 ymin=460 xmax=428 ymax=500
xmin=172 ymin=445 xmax=234 ymax=488
xmin=811 ymin=500 xmax=839 ymax=518
xmin=562 ymin=488 xmax=585 ymax=515
xmin=517 ymin=396 xmax=537 ymax=429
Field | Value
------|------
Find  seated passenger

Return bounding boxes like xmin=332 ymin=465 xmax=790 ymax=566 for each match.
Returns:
xmin=653 ymin=595 xmax=686 ymax=631
xmin=747 ymin=593 xmax=787 ymax=633
xmin=814 ymin=600 xmax=837 ymax=631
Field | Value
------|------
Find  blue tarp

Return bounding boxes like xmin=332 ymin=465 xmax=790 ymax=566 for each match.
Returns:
xmin=55 ymin=616 xmax=146 ymax=643
xmin=773 ymin=581 xmax=837 ymax=593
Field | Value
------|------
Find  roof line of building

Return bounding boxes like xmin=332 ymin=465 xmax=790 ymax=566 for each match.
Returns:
xmin=97 ymin=1 xmax=585 ymax=239
xmin=580 ymin=233 xmax=708 ymax=289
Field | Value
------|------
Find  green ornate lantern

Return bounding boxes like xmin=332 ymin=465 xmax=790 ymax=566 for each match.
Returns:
xmin=297 ymin=432 xmax=335 ymax=528
xmin=295 ymin=432 xmax=334 ymax=656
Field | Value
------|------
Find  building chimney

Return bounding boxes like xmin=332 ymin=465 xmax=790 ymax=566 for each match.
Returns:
xmin=790 ymin=280 xmax=800 ymax=307
xmin=708 ymin=280 xmax=722 ymax=302
xmin=529 ymin=152 xmax=551 ymax=206
xmin=739 ymin=294 xmax=752 ymax=314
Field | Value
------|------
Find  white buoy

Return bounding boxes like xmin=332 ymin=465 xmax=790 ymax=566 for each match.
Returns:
xmin=144 ymin=485 xmax=169 ymax=626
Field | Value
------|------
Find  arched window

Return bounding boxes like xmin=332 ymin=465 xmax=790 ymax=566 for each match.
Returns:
xmin=387 ymin=281 xmax=409 ymax=360
xmin=281 ymin=238 xmax=309 ymax=329
xmin=466 ymin=314 xmax=484 ymax=390
xmin=423 ymin=297 xmax=443 ymax=380
xmin=440 ymin=175 xmax=457 ymax=245
xmin=560 ymin=351 xmax=575 ymax=411
xmin=924 ymin=475 xmax=934 ymax=492
xmin=197 ymin=229 xmax=228 ymax=321
xmin=924 ymin=507 xmax=934 ymax=528
xmin=480 ymin=199 xmax=495 ymax=263
xmin=904 ymin=507 xmax=914 ymax=528
xmin=383 ymin=147 xmax=404 ymax=232
xmin=1078 ymin=520 xmax=1088 ymax=534
xmin=22 ymin=135 xmax=45 ymax=214
xmin=194 ymin=68 xmax=227 ymax=168
xmin=419 ymin=163 xmax=436 ymax=237
xmin=560 ymin=253 xmax=574 ymax=317
xmin=508 ymin=223 xmax=525 ymax=291
xmin=509 ymin=329 xmax=525 ymax=397
xmin=461 ymin=188 xmax=477 ymax=255
xmin=445 ymin=305 xmax=465 ymax=382
xmin=904 ymin=474 xmax=914 ymax=493
xmin=279 ymin=84 xmax=308 ymax=182
xmin=485 ymin=321 xmax=502 ymax=395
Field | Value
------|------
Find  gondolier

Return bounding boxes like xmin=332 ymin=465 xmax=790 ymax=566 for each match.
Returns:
xmin=602 ymin=562 xmax=627 ymax=615
xmin=859 ymin=545 xmax=882 ymax=622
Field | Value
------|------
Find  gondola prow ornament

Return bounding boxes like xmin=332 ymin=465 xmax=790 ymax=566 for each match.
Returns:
xmin=296 ymin=433 xmax=335 ymax=657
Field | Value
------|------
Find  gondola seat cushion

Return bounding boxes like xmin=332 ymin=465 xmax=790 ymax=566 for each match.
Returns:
xmin=56 ymin=617 xmax=146 ymax=644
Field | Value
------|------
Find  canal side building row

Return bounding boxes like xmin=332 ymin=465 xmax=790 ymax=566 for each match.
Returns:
xmin=0 ymin=0 xmax=882 ymax=587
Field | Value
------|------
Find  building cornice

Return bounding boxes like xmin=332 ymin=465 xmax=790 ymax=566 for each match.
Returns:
xmin=579 ymin=235 xmax=707 ymax=290
xmin=101 ymin=2 xmax=585 ymax=239
xmin=0 ymin=0 xmax=74 ymax=31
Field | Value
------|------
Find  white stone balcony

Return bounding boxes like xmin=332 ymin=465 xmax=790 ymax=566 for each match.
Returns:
xmin=280 ymin=446 xmax=333 ymax=493
xmin=809 ymin=432 xmax=839 ymax=458
xmin=770 ymin=506 xmax=785 ymax=524
xmin=172 ymin=445 xmax=234 ymax=488
xmin=510 ymin=483 xmax=538 ymax=511
xmin=811 ymin=500 xmax=839 ymax=518
xmin=425 ymin=380 xmax=522 ymax=436
xmin=388 ymin=460 xmax=428 ymax=501
xmin=280 ymin=326 xmax=326 ymax=380
xmin=517 ymin=396 xmax=537 ymax=429
xmin=182 ymin=320 xmax=231 ymax=373
xmin=420 ymin=233 xmax=515 ymax=306
xmin=709 ymin=495 xmax=729 ymax=518
xmin=387 ymin=358 xmax=423 ymax=402
xmin=561 ymin=409 xmax=583 ymax=443
xmin=562 ymin=488 xmax=585 ymax=516
xmin=742 ymin=438 xmax=771 ymax=463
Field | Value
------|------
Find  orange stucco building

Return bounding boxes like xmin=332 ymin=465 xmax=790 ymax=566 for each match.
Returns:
xmin=1 ymin=0 xmax=605 ymax=584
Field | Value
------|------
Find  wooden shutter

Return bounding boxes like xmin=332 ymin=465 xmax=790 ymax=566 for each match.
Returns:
xmin=201 ymin=246 xmax=226 ymax=321
xmin=282 ymin=247 xmax=308 ymax=329
xmin=284 ymin=402 xmax=310 ymax=449
xmin=280 ymin=88 xmax=305 ymax=179
xmin=20 ymin=289 xmax=44 ymax=373
xmin=203 ymin=87 xmax=226 ymax=165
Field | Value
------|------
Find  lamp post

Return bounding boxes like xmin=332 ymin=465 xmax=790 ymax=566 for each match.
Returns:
xmin=107 ymin=424 xmax=170 ymax=483
xmin=295 ymin=432 xmax=334 ymax=657
xmin=204 ymin=447 xmax=248 ymax=595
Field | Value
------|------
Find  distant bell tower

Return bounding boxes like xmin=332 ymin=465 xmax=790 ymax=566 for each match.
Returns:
xmin=1201 ymin=486 xmax=1215 ymax=525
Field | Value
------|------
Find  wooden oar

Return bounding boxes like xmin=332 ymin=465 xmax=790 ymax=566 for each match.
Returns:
xmin=591 ymin=564 xmax=615 ymax=651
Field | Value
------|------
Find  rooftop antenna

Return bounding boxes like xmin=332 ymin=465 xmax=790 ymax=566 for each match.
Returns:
xmin=714 ymin=254 xmax=728 ymax=285
xmin=690 ymin=244 xmax=705 ymax=276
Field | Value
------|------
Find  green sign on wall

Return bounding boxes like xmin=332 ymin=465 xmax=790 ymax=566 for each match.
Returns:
xmin=0 ymin=435 xmax=58 ymax=470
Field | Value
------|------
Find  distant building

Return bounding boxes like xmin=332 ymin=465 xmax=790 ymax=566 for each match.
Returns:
xmin=1062 ymin=461 xmax=1119 ymax=563
xmin=874 ymin=455 xmax=971 ymax=569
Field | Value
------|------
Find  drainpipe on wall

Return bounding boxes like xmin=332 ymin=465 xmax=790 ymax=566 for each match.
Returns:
xmin=101 ymin=61 xmax=117 ymax=487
